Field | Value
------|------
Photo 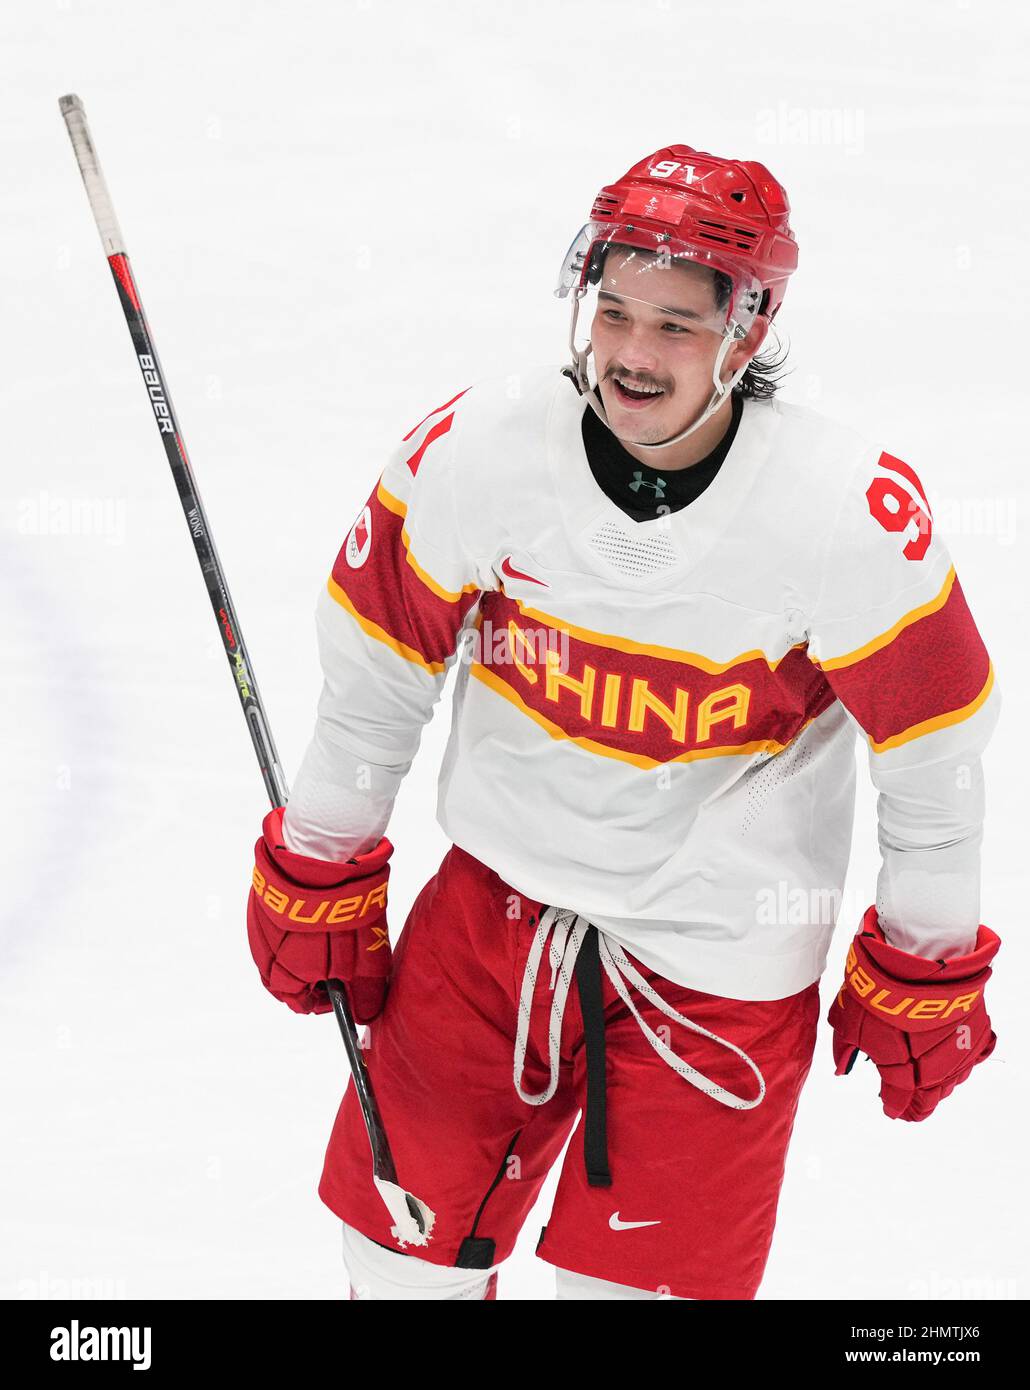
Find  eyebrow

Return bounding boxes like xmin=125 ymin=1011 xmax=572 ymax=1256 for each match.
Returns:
xmin=597 ymin=290 xmax=705 ymax=322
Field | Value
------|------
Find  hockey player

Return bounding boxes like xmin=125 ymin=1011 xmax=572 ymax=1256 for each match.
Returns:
xmin=246 ymin=146 xmax=1001 ymax=1300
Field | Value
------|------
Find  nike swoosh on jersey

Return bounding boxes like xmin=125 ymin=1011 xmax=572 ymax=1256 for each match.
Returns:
xmin=608 ymin=1212 xmax=661 ymax=1231
xmin=499 ymin=555 xmax=549 ymax=587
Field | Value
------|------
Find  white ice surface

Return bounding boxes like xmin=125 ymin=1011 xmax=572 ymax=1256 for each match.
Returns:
xmin=0 ymin=0 xmax=1026 ymax=1301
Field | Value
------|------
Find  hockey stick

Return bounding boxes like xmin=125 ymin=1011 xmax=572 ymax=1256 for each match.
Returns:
xmin=58 ymin=94 xmax=434 ymax=1248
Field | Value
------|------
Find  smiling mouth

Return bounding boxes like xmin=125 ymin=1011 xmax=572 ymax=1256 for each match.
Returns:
xmin=612 ymin=373 xmax=665 ymax=404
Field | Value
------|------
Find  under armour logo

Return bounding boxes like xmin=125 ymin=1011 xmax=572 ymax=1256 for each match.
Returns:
xmin=628 ymin=472 xmax=666 ymax=497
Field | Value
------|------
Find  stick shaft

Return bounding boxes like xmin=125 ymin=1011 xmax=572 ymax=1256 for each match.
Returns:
xmin=59 ymin=93 xmax=288 ymax=809
xmin=59 ymin=94 xmax=403 ymax=1192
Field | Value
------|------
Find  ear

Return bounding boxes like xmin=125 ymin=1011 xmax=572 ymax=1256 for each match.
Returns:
xmin=722 ymin=316 xmax=771 ymax=382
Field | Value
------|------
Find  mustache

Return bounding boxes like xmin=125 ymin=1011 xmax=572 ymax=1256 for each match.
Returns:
xmin=605 ymin=365 xmax=670 ymax=392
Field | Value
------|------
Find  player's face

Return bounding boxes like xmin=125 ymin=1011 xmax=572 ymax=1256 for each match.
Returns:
xmin=590 ymin=251 xmax=738 ymax=445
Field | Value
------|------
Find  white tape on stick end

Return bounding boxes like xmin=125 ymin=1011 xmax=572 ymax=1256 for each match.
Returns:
xmin=58 ymin=93 xmax=127 ymax=258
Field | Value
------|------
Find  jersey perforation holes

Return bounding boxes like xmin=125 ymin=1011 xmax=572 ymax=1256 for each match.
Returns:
xmin=587 ymin=520 xmax=680 ymax=577
xmin=742 ymin=739 xmax=815 ymax=831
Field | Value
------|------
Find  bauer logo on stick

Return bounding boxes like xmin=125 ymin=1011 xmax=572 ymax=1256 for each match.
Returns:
xmin=137 ymin=354 xmax=174 ymax=433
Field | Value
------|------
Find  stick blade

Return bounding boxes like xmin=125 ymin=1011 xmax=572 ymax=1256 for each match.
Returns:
xmin=372 ymin=1177 xmax=437 ymax=1249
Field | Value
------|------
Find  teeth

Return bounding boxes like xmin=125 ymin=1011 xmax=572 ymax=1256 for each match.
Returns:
xmin=616 ymin=375 xmax=663 ymax=395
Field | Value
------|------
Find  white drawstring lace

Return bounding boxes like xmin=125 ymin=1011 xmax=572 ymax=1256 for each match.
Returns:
xmin=513 ymin=906 xmax=766 ymax=1111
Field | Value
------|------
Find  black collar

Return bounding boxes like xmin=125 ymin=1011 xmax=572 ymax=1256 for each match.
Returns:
xmin=581 ymin=387 xmax=744 ymax=522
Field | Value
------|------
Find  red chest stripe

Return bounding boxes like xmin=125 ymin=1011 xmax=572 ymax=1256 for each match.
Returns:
xmin=471 ymin=592 xmax=835 ymax=767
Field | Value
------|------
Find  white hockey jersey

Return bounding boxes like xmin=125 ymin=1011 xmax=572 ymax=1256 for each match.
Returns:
xmin=283 ymin=366 xmax=999 ymax=1000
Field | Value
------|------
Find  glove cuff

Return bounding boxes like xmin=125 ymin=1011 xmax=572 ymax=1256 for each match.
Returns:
xmin=261 ymin=806 xmax=393 ymax=887
xmin=857 ymin=904 xmax=1001 ymax=983
xmin=840 ymin=905 xmax=999 ymax=1034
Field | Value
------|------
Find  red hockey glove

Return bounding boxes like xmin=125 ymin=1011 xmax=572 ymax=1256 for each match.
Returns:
xmin=827 ymin=904 xmax=1000 ymax=1121
xmin=246 ymin=806 xmax=393 ymax=1020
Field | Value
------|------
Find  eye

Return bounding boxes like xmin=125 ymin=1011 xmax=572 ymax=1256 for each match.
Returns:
xmin=662 ymin=322 xmax=692 ymax=334
xmin=602 ymin=308 xmax=626 ymax=322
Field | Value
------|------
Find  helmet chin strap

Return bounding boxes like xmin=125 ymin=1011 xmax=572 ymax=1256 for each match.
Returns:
xmin=566 ymin=292 xmax=749 ymax=450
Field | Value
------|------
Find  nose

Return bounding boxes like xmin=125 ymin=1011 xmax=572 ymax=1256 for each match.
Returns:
xmin=617 ymin=324 xmax=659 ymax=374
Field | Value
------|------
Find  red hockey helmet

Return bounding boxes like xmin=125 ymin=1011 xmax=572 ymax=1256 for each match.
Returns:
xmin=557 ymin=144 xmax=799 ymax=321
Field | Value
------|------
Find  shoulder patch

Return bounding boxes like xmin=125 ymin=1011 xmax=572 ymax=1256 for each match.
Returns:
xmin=344 ymin=504 xmax=373 ymax=569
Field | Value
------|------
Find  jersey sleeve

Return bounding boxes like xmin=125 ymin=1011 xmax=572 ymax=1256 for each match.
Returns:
xmin=282 ymin=389 xmax=485 ymax=861
xmin=808 ymin=446 xmax=1000 ymax=957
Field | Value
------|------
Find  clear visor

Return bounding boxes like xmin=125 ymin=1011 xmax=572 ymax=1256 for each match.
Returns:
xmin=556 ymin=221 xmax=763 ymax=343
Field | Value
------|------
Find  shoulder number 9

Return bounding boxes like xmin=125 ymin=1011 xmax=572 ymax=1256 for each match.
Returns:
xmin=865 ymin=451 xmax=933 ymax=561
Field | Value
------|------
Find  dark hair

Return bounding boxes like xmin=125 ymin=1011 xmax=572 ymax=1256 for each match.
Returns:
xmin=712 ymin=270 xmax=790 ymax=401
